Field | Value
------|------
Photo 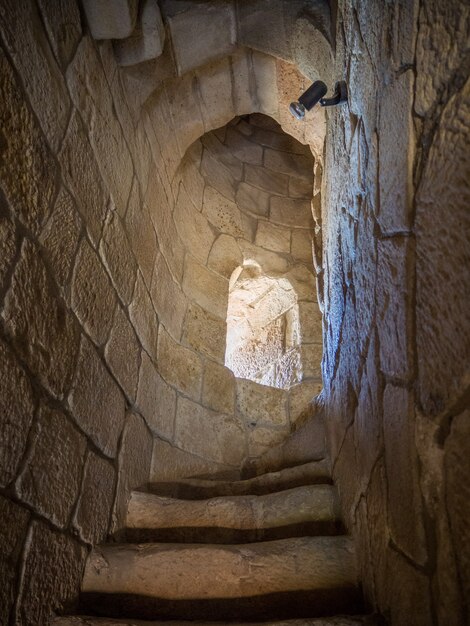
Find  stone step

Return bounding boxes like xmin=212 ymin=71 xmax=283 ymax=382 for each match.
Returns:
xmin=143 ymin=459 xmax=331 ymax=500
xmin=52 ymin=615 xmax=381 ymax=625
xmin=125 ymin=485 xmax=343 ymax=543
xmin=81 ymin=536 xmax=362 ymax=621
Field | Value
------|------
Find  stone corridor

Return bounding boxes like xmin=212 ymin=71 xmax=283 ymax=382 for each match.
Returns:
xmin=0 ymin=1 xmax=469 ymax=625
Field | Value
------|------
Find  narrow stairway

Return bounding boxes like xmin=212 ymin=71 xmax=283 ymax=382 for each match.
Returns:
xmin=53 ymin=459 xmax=380 ymax=625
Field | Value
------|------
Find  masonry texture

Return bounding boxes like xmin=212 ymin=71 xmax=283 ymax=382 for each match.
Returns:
xmin=0 ymin=0 xmax=469 ymax=625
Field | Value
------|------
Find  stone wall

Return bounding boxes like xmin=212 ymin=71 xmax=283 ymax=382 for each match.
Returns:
xmin=322 ymin=0 xmax=470 ymax=624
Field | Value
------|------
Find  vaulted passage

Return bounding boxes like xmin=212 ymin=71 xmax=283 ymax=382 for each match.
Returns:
xmin=0 ymin=1 xmax=469 ymax=626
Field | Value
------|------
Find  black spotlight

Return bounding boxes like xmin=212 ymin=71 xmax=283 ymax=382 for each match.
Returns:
xmin=289 ymin=80 xmax=348 ymax=120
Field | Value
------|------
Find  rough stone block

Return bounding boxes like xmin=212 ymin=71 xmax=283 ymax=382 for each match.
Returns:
xmin=182 ymin=302 xmax=226 ymax=363
xmin=0 ymin=0 xmax=71 ymax=151
xmin=0 ymin=49 xmax=57 ymax=235
xmin=291 ymin=228 xmax=313 ymax=264
xmin=203 ymin=185 xmax=254 ymax=239
xmin=238 ymin=240 xmax=289 ymax=275
xmin=40 ymin=187 xmax=82 ymax=289
xmin=230 ymin=48 xmax=256 ymax=116
xmin=180 ymin=160 xmax=206 ymax=211
xmin=137 ymin=351 xmax=176 ymax=439
xmin=203 ymin=360 xmax=236 ymax=414
xmin=236 ymin=182 xmax=270 ymax=217
xmin=264 ymin=148 xmax=312 ymax=180
xmin=166 ymin=72 xmax=205 ymax=157
xmin=114 ymin=0 xmax=165 ymax=66
xmin=168 ymin=3 xmax=236 ymax=74
xmin=0 ymin=495 xmax=29 ymax=625
xmin=73 ymin=451 xmax=116 ymax=545
xmin=112 ymin=412 xmax=153 ymax=531
xmin=16 ymin=520 xmax=87 ymax=625
xmin=175 ymin=396 xmax=246 ymax=466
xmin=151 ymin=253 xmax=187 ymax=343
xmin=158 ymin=326 xmax=203 ymax=400
xmin=289 ymin=381 xmax=323 ymax=424
xmin=182 ymin=256 xmax=229 ymax=320
xmin=383 ymin=384 xmax=427 ymax=566
xmin=202 ymin=132 xmax=244 ymax=180
xmin=255 ymin=220 xmax=291 ymax=253
xmin=71 ymin=238 xmax=117 ymax=347
xmin=237 ymin=0 xmax=292 ymax=61
xmin=224 ymin=127 xmax=263 ymax=164
xmin=0 ymin=214 xmax=18 ymax=300
xmin=245 ymin=163 xmax=289 ymax=195
xmin=105 ymin=305 xmax=140 ymax=402
xmin=82 ymin=0 xmax=138 ymax=39
xmin=247 ymin=424 xmax=290 ymax=459
xmin=69 ymin=336 xmax=126 ymax=458
xmin=386 ymin=551 xmax=433 ymax=626
xmin=208 ymin=234 xmax=243 ymax=279
xmin=251 ymin=51 xmax=279 ymax=116
xmin=129 ymin=272 xmax=159 ymax=362
xmin=174 ymin=183 xmax=215 ymax=265
xmin=270 ymin=196 xmax=313 ymax=228
xmin=289 ymin=175 xmax=313 ymax=199
xmin=125 ymin=179 xmax=157 ymax=288
xmin=16 ymin=403 xmax=86 ymax=528
xmin=0 ymin=338 xmax=35 ymax=488
xmin=298 ymin=302 xmax=323 ymax=343
xmin=100 ymin=209 xmax=137 ymax=306
xmin=201 ymin=149 xmax=237 ymax=201
xmin=2 ymin=239 xmax=79 ymax=399
xmin=376 ymin=236 xmax=411 ymax=380
xmin=37 ymin=0 xmax=82 ymax=69
xmin=59 ymin=112 xmax=107 ymax=245
xmin=236 ymin=379 xmax=288 ymax=427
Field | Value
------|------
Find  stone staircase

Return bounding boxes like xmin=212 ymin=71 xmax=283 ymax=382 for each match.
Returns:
xmin=53 ymin=460 xmax=380 ymax=626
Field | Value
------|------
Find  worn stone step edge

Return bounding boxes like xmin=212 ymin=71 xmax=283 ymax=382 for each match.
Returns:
xmin=142 ymin=459 xmax=332 ymax=500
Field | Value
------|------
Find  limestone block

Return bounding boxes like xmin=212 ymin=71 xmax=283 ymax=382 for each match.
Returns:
xmin=40 ymin=187 xmax=82 ymax=289
xmin=82 ymin=0 xmax=138 ymax=39
xmin=238 ymin=240 xmax=289 ymax=275
xmin=124 ymin=180 xmax=157 ymax=288
xmin=0 ymin=216 xmax=18 ymax=294
xmin=376 ymin=237 xmax=411 ymax=380
xmin=166 ymin=72 xmax=205 ymax=158
xmin=105 ymin=305 xmax=140 ymax=401
xmin=224 ymin=127 xmax=263 ymax=165
xmin=16 ymin=403 xmax=86 ymax=528
xmin=69 ymin=336 xmax=126 ymax=458
xmin=67 ymin=37 xmax=133 ymax=213
xmin=208 ymin=234 xmax=243 ymax=279
xmin=129 ymin=272 xmax=159 ymax=361
xmin=174 ymin=183 xmax=215 ymax=265
xmin=114 ymin=0 xmax=165 ymax=66
xmin=270 ymin=196 xmax=313 ymax=229
xmin=251 ymin=124 xmax=311 ymax=156
xmin=168 ymin=3 xmax=236 ymax=74
xmin=60 ymin=115 xmax=106 ymax=244
xmin=383 ymin=385 xmax=427 ymax=566
xmin=183 ymin=256 xmax=229 ymax=320
xmin=385 ymin=551 xmax=433 ymax=626
xmin=289 ymin=381 xmax=323 ymax=425
xmin=150 ymin=438 xmax=238 ymax=482
xmin=0 ymin=495 xmax=29 ymax=625
xmin=236 ymin=379 xmax=288 ymax=427
xmin=203 ymin=185 xmax=254 ymax=239
xmin=231 ymin=48 xmax=256 ymax=115
xmin=203 ymin=360 xmax=236 ymax=414
xmin=299 ymin=302 xmax=323 ymax=343
xmin=415 ymin=76 xmax=470 ymax=416
xmin=291 ymin=228 xmax=313 ymax=264
xmin=0 ymin=338 xmax=35 ymax=488
xmin=236 ymin=182 xmax=270 ymax=217
xmin=73 ymin=451 xmax=116 ymax=545
xmin=0 ymin=49 xmax=57 ymax=235
xmin=182 ymin=302 xmax=226 ymax=362
xmin=247 ymin=424 xmax=290 ymax=459
xmin=175 ymin=396 xmax=246 ymax=466
xmin=202 ymin=133 xmax=243 ymax=180
xmin=245 ymin=164 xmax=289 ymax=195
xmin=237 ymin=0 xmax=292 ymax=61
xmin=37 ymin=0 xmax=82 ymax=69
xmin=251 ymin=51 xmax=279 ymax=116
xmin=286 ymin=264 xmax=317 ymax=302
xmin=180 ymin=160 xmax=206 ymax=211
xmin=158 ymin=326 xmax=203 ymax=400
xmin=71 ymin=239 xmax=117 ymax=346
xmin=292 ymin=15 xmax=334 ymax=86
xmin=16 ymin=520 xmax=86 ymax=625
xmin=137 ymin=352 xmax=176 ymax=439
xmin=289 ymin=176 xmax=314 ymax=199
xmin=151 ymin=253 xmax=187 ymax=343
xmin=112 ymin=412 xmax=153 ymax=531
xmin=265 ymin=149 xmax=312 ymax=180
xmin=100 ymin=209 xmax=137 ymax=305
xmin=0 ymin=0 xmax=71 ymax=151
xmin=378 ymin=71 xmax=415 ymax=233
xmin=255 ymin=221 xmax=291 ymax=253
xmin=301 ymin=344 xmax=323 ymax=380
xmin=2 ymin=239 xmax=79 ymax=399
xmin=201 ymin=149 xmax=237 ymax=201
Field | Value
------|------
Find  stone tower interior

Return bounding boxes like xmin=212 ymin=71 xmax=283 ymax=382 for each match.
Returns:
xmin=0 ymin=1 xmax=469 ymax=625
